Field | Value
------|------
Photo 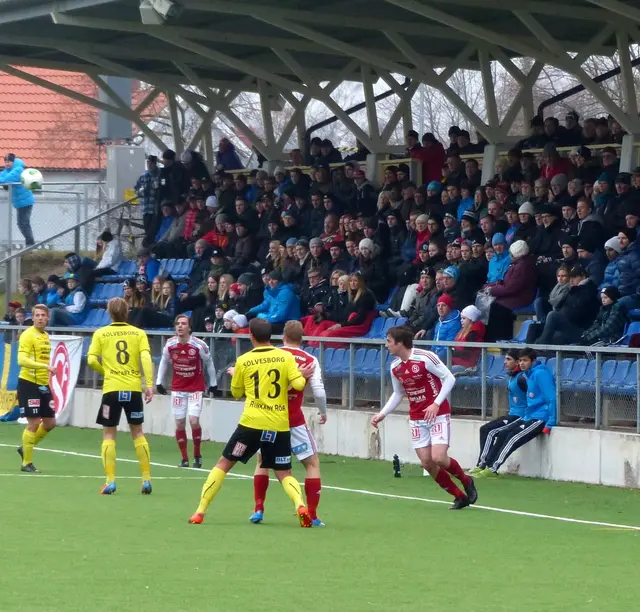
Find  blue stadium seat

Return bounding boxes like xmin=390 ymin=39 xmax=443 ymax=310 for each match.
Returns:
xmin=351 ymin=348 xmax=368 ymax=376
xmin=616 ymin=361 xmax=638 ymax=396
xmin=99 ymin=310 xmax=112 ymax=326
xmin=361 ymin=317 xmax=385 ymax=339
xmin=81 ymin=309 xmax=103 ymax=328
xmin=561 ymin=358 xmax=588 ymax=390
xmin=325 ymin=349 xmax=347 ymax=376
xmin=622 ymin=321 xmax=640 ymax=345
xmin=500 ymin=319 xmax=533 ymax=343
xmin=361 ymin=349 xmax=383 ymax=378
xmin=102 ymin=260 xmax=136 ymax=282
xmin=173 ymin=259 xmax=194 ymax=281
xmin=487 ymin=354 xmax=508 ymax=383
xmin=628 ymin=309 xmax=640 ymax=321
xmin=317 ymin=348 xmax=335 ymax=370
xmin=376 ymin=286 xmax=399 ymax=310
xmin=163 ymin=258 xmax=177 ymax=276
xmin=602 ymin=360 xmax=631 ymax=394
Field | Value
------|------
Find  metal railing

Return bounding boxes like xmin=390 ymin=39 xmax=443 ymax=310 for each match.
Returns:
xmin=1 ymin=326 xmax=637 ymax=433
xmin=0 ymin=186 xmax=136 ymax=311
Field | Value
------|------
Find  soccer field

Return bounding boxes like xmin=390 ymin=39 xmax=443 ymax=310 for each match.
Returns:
xmin=1 ymin=426 xmax=638 ymax=612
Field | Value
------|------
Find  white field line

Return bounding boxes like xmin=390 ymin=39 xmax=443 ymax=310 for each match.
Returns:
xmin=0 ymin=473 xmax=202 ymax=480
xmin=1 ymin=443 xmax=639 ymax=532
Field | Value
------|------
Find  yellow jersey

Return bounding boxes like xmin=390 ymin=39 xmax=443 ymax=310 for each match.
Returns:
xmin=231 ymin=346 xmax=306 ymax=432
xmin=18 ymin=326 xmax=51 ymax=386
xmin=87 ymin=322 xmax=152 ymax=393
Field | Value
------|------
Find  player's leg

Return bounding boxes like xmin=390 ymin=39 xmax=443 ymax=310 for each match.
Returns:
xmin=100 ymin=426 xmax=118 ymax=494
xmin=486 ymin=419 xmax=546 ymax=474
xmin=293 ymin=424 xmax=323 ymax=526
xmin=188 ymin=392 xmax=203 ymax=468
xmin=250 ymin=453 xmax=270 ymax=523
xmin=17 ymin=380 xmax=54 ymax=472
xmin=130 ymin=424 xmax=152 ymax=494
xmin=19 ymin=417 xmax=42 ymax=472
xmin=429 ymin=415 xmax=478 ymax=505
xmin=172 ymin=392 xmax=189 ymax=467
xmin=261 ymin=430 xmax=312 ymax=527
xmin=189 ymin=425 xmax=258 ymax=523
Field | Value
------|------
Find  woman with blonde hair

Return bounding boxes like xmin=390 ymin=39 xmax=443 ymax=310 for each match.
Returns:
xmin=150 ymin=276 xmax=164 ymax=308
xmin=217 ymin=273 xmax=233 ymax=305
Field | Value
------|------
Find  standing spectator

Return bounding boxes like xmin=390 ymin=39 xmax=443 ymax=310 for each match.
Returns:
xmin=181 ymin=149 xmax=211 ymax=182
xmin=17 ymin=278 xmax=37 ymax=310
xmin=318 ymin=139 xmax=343 ymax=165
xmin=410 ymin=132 xmax=446 ymax=184
xmin=215 ymin=138 xmax=243 ymax=170
xmin=540 ymin=143 xmax=573 ymax=181
xmin=0 ymin=153 xmax=35 ymax=245
xmin=135 ymin=155 xmax=161 ymax=236
xmin=159 ymin=149 xmax=189 ymax=205
xmin=94 ymin=230 xmax=123 ymax=278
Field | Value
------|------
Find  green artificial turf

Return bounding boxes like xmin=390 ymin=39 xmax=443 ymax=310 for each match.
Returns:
xmin=0 ymin=425 xmax=638 ymax=612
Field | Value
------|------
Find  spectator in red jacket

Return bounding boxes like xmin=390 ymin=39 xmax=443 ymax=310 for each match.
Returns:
xmin=451 ymin=305 xmax=486 ymax=373
xmin=407 ymin=131 xmax=446 ymax=185
xmin=540 ymin=143 xmax=573 ymax=181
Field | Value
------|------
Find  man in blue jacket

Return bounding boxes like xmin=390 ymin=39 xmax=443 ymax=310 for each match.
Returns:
xmin=469 ymin=349 xmax=526 ymax=475
xmin=0 ymin=154 xmax=36 ymax=245
xmin=476 ymin=347 xmax=555 ymax=476
xmin=431 ymin=293 xmax=461 ymax=360
xmin=247 ymin=270 xmax=300 ymax=334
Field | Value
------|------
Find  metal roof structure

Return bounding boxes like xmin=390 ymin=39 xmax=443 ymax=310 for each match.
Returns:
xmin=1 ymin=0 xmax=640 ymax=159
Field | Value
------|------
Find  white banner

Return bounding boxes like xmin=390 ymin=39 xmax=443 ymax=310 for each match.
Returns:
xmin=49 ymin=336 xmax=83 ymax=427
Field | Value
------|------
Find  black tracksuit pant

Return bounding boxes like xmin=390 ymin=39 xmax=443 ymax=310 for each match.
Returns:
xmin=477 ymin=415 xmax=522 ymax=467
xmin=484 ymin=419 xmax=546 ymax=472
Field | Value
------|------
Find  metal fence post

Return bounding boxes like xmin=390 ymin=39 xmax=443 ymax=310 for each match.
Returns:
xmin=319 ymin=340 xmax=325 ymax=372
xmin=5 ymin=185 xmax=13 ymax=313
xmin=595 ymin=351 xmax=602 ymax=429
xmin=84 ymin=185 xmax=89 ymax=251
xmin=480 ymin=348 xmax=487 ymax=420
xmin=636 ymin=353 xmax=640 ymax=435
xmin=348 ymin=342 xmax=355 ymax=410
xmin=74 ymin=193 xmax=81 ymax=254
xmin=555 ymin=350 xmax=561 ymax=425
xmin=379 ymin=347 xmax=386 ymax=408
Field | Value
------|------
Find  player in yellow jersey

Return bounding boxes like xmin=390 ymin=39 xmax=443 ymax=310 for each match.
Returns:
xmin=16 ymin=304 xmax=57 ymax=473
xmin=189 ymin=318 xmax=316 ymax=527
xmin=87 ymin=297 xmax=154 ymax=495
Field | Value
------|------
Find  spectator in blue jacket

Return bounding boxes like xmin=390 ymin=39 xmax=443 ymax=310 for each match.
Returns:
xmin=486 ymin=233 xmax=510 ymax=283
xmin=45 ymin=275 xmax=61 ymax=307
xmin=476 ymin=347 xmax=555 ymax=476
xmin=215 ymin=138 xmax=243 ymax=171
xmin=247 ymin=269 xmax=301 ymax=334
xmin=154 ymin=202 xmax=176 ymax=243
xmin=49 ymin=274 xmax=90 ymax=327
xmin=470 ymin=349 xmax=527 ymax=474
xmin=0 ymin=154 xmax=36 ymax=245
xmin=136 ymin=247 xmax=160 ymax=284
xmin=600 ymin=236 xmax=621 ymax=290
xmin=134 ymin=154 xmax=161 ymax=236
xmin=431 ymin=293 xmax=461 ymax=360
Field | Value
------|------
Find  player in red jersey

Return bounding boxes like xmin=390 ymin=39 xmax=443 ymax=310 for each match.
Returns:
xmin=371 ymin=325 xmax=478 ymax=510
xmin=250 ymin=320 xmax=328 ymax=526
xmin=156 ymin=314 xmax=217 ymax=468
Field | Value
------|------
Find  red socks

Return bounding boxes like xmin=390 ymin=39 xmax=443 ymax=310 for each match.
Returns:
xmin=446 ymin=457 xmax=471 ymax=486
xmin=304 ymin=478 xmax=322 ymax=520
xmin=254 ymin=474 xmax=270 ymax=512
xmin=175 ymin=429 xmax=188 ymax=461
xmin=192 ymin=426 xmax=202 ymax=458
xmin=434 ymin=468 xmax=465 ymax=499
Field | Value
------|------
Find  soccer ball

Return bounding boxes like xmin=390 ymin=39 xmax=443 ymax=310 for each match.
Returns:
xmin=21 ymin=168 xmax=43 ymax=191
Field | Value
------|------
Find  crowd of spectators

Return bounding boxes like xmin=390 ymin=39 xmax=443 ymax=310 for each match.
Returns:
xmin=5 ymin=114 xmax=638 ymax=358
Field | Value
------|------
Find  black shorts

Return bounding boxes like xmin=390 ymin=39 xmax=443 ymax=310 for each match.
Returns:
xmin=18 ymin=379 xmax=55 ymax=419
xmin=96 ymin=391 xmax=144 ymax=428
xmin=222 ymin=425 xmax=292 ymax=471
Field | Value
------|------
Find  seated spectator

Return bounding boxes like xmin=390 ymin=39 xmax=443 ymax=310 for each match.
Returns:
xmin=94 ymin=230 xmax=123 ymax=277
xmin=485 ymin=240 xmax=537 ymax=341
xmin=49 ymin=273 xmax=90 ymax=327
xmin=229 ymin=219 xmax=256 ymax=276
xmin=600 ymin=237 xmax=621 ymax=290
xmin=301 ymin=272 xmax=350 ymax=337
xmin=577 ymin=242 xmax=605 ymax=287
xmin=247 ymin=269 xmax=300 ymax=334
xmin=576 ymin=197 xmax=605 ymax=252
xmin=404 ymin=267 xmax=438 ymax=331
xmin=474 ymin=348 xmax=555 ymax=476
xmin=44 ymin=275 xmax=61 ymax=307
xmin=308 ymin=237 xmax=331 ymax=279
xmin=469 ymin=350 xmax=527 ymax=475
xmin=540 ymin=143 xmax=572 ymax=180
xmin=14 ymin=307 xmax=29 ymax=327
xmin=451 ymin=305 xmax=485 ymax=373
xmin=3 ymin=301 xmax=22 ymax=324
xmin=130 ymin=279 xmax=178 ymax=330
xmin=459 ymin=240 xmax=488 ymax=295
xmin=580 ymin=286 xmax=628 ymax=345
xmin=536 ymin=265 xmax=600 ymax=345
xmin=315 ymin=272 xmax=376 ymax=341
xmin=431 ymin=293 xmax=461 ymax=361
xmin=485 ymin=233 xmax=510 ymax=283
xmin=17 ymin=278 xmax=38 ymax=310
xmin=136 ymin=248 xmax=160 ymax=285
xmin=153 ymin=198 xmax=189 ymax=258
xmin=356 ymin=238 xmax=390 ymax=303
xmin=534 ymin=265 xmax=571 ymax=326
xmin=64 ymin=251 xmax=96 ymax=295
xmin=443 ymin=213 xmax=460 ymax=242
xmin=152 ymin=201 xmax=176 ymax=245
xmin=513 ymin=202 xmax=537 ymax=243
xmin=300 ymin=268 xmax=330 ymax=315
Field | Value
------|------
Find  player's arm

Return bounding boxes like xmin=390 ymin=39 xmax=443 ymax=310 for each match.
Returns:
xmin=138 ymin=331 xmax=154 ymax=402
xmin=423 ymin=352 xmax=455 ymax=421
xmin=199 ymin=342 xmax=218 ymax=392
xmin=309 ymin=356 xmax=327 ymax=420
xmin=155 ymin=342 xmax=171 ymax=394
xmin=17 ymin=333 xmax=55 ymax=373
xmin=230 ymin=361 xmax=245 ymax=399
xmin=86 ymin=331 xmax=105 ymax=374
xmin=287 ymin=354 xmax=307 ymax=392
xmin=372 ymin=372 xmax=404 ymax=427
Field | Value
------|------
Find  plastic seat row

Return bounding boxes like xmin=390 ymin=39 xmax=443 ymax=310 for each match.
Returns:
xmin=99 ymin=260 xmax=138 ymax=282
xmin=361 ymin=317 xmax=407 ymax=340
xmin=90 ymin=283 xmax=123 ymax=305
xmin=98 ymin=258 xmax=194 ymax=283
xmin=74 ymin=309 xmax=111 ymax=328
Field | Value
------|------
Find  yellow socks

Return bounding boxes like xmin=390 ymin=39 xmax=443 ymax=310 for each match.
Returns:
xmin=33 ymin=424 xmax=50 ymax=446
xmin=21 ymin=429 xmax=36 ymax=466
xmin=281 ymin=475 xmax=305 ymax=508
xmin=196 ymin=467 xmax=226 ymax=515
xmin=134 ymin=436 xmax=151 ymax=481
xmin=101 ymin=439 xmax=116 ymax=483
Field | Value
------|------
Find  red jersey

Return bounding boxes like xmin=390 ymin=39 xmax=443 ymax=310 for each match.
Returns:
xmin=156 ymin=336 xmax=217 ymax=393
xmin=389 ymin=349 xmax=453 ymax=420
xmin=280 ymin=345 xmax=325 ymax=428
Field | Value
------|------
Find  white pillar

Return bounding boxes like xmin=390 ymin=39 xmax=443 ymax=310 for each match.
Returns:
xmin=265 ymin=159 xmax=288 ymax=174
xmin=619 ymin=134 xmax=638 ymax=173
xmin=481 ymin=144 xmax=500 ymax=185
xmin=366 ymin=153 xmax=383 ymax=184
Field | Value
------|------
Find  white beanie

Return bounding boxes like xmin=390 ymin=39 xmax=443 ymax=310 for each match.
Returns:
xmin=518 ymin=202 xmax=535 ymax=216
xmin=359 ymin=238 xmax=375 ymax=253
xmin=232 ymin=314 xmax=248 ymax=328
xmin=461 ymin=305 xmax=481 ymax=322
xmin=509 ymin=240 xmax=529 ymax=259
xmin=604 ymin=236 xmax=622 ymax=254
xmin=223 ymin=309 xmax=238 ymax=321
xmin=205 ymin=195 xmax=218 ymax=209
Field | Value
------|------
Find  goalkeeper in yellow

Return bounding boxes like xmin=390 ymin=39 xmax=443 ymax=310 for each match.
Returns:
xmin=87 ymin=297 xmax=154 ymax=495
xmin=189 ymin=318 xmax=316 ymax=527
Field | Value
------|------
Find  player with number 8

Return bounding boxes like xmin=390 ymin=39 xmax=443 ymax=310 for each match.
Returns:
xmin=87 ymin=298 xmax=154 ymax=495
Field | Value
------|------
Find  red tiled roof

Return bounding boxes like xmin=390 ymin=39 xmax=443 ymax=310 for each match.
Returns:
xmin=0 ymin=68 xmax=165 ymax=172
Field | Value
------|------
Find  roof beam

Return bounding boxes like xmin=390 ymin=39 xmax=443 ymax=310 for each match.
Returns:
xmin=0 ymin=0 xmax=116 ymax=26
xmin=586 ymin=0 xmax=640 ymax=25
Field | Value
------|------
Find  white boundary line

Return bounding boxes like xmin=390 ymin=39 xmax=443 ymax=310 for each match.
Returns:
xmin=1 ymin=443 xmax=639 ymax=532
xmin=0 ymin=473 xmax=202 ymax=480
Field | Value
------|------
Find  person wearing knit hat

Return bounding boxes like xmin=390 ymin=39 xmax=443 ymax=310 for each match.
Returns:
xmin=461 ymin=210 xmax=477 ymax=224
xmin=442 ymin=266 xmax=460 ymax=282
xmin=431 ymin=293 xmax=462 ymax=360
xmin=359 ymin=238 xmax=375 ymax=254
xmin=309 ymin=237 xmax=323 ymax=249
xmin=509 ymin=239 xmax=529 ymax=259
xmin=604 ymin=236 xmax=621 ymax=255
xmin=437 ymin=293 xmax=454 ymax=308
xmin=580 ymin=285 xmax=627 ymax=345
xmin=461 ymin=305 xmax=481 ymax=322
xmin=486 ymin=232 xmax=510 ymax=283
xmin=518 ymin=202 xmax=535 ymax=217
xmin=550 ymin=173 xmax=568 ymax=192
xmin=231 ymin=313 xmax=249 ymax=332
xmin=491 ymin=233 xmax=506 ymax=247
xmin=427 ymin=181 xmax=442 ymax=195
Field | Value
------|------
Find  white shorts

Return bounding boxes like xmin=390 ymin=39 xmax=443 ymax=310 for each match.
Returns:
xmin=171 ymin=391 xmax=203 ymax=420
xmin=410 ymin=415 xmax=451 ymax=449
xmin=290 ymin=424 xmax=317 ymax=461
